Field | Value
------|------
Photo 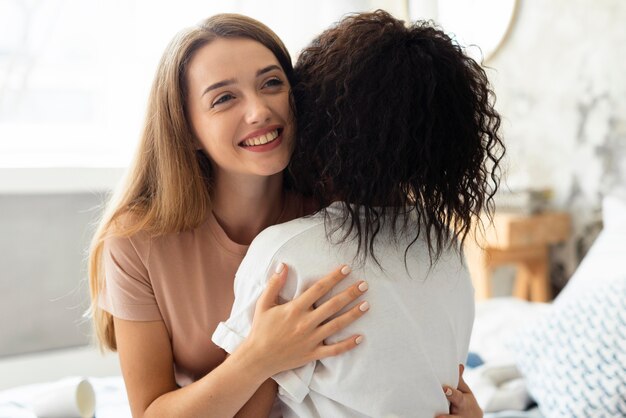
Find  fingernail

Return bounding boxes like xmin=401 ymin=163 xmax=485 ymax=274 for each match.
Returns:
xmin=445 ymin=387 xmax=453 ymax=397
xmin=275 ymin=262 xmax=285 ymax=274
xmin=358 ymin=281 xmax=368 ymax=292
xmin=355 ymin=335 xmax=364 ymax=344
xmin=341 ymin=265 xmax=352 ymax=275
xmin=359 ymin=301 xmax=370 ymax=312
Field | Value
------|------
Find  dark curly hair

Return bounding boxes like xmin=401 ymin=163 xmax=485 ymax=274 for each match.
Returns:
xmin=288 ymin=10 xmax=505 ymax=263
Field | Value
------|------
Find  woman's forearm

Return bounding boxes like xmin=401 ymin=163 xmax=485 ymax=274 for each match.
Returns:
xmin=120 ymin=264 xmax=366 ymax=417
xmin=235 ymin=379 xmax=278 ymax=418
xmin=115 ymin=318 xmax=271 ymax=418
xmin=143 ymin=346 xmax=269 ymax=418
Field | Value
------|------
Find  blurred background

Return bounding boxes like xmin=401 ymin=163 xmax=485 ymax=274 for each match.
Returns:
xmin=0 ymin=0 xmax=624 ymax=388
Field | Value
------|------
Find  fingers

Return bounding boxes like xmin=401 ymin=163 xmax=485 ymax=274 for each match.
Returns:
xmin=310 ymin=280 xmax=369 ymax=325
xmin=314 ymin=334 xmax=364 ymax=359
xmin=457 ymin=365 xmax=473 ymax=394
xmin=294 ymin=265 xmax=352 ymax=310
xmin=444 ymin=368 xmax=483 ymax=418
xmin=443 ymin=385 xmax=465 ymax=410
xmin=316 ymin=298 xmax=369 ymax=340
xmin=256 ymin=263 xmax=288 ymax=311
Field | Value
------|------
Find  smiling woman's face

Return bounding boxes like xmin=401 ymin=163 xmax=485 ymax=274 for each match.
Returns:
xmin=185 ymin=37 xmax=294 ymax=180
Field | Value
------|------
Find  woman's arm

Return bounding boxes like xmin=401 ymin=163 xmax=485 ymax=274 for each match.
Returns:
xmin=115 ymin=318 xmax=274 ymax=418
xmin=235 ymin=379 xmax=277 ymax=418
xmin=115 ymin=264 xmax=368 ymax=418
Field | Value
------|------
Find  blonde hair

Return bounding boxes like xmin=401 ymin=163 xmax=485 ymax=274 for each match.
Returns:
xmin=87 ymin=14 xmax=293 ymax=351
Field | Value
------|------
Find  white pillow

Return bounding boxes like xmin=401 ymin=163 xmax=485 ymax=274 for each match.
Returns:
xmin=509 ymin=277 xmax=626 ymax=418
xmin=556 ymin=192 xmax=626 ymax=305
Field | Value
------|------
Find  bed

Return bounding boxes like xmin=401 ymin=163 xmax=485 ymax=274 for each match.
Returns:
xmin=1 ymin=193 xmax=624 ymax=418
xmin=473 ymin=192 xmax=626 ymax=418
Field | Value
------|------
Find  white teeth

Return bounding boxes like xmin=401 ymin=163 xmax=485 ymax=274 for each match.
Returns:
xmin=242 ymin=129 xmax=279 ymax=147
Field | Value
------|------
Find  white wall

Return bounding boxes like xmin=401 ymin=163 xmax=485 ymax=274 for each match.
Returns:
xmin=0 ymin=347 xmax=120 ymax=390
xmin=0 ymin=168 xmax=124 ymax=194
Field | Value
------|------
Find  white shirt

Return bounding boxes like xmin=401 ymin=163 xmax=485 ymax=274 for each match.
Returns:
xmin=212 ymin=202 xmax=475 ymax=418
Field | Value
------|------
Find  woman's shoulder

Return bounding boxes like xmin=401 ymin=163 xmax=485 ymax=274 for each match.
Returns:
xmin=103 ymin=211 xmax=155 ymax=262
xmin=103 ymin=240 xmax=150 ymax=276
xmin=246 ymin=214 xmax=327 ymax=273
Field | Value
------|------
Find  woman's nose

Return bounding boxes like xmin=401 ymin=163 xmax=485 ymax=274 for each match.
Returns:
xmin=244 ymin=95 xmax=272 ymax=125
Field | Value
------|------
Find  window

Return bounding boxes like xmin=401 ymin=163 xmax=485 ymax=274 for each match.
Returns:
xmin=0 ymin=0 xmax=406 ymax=170
xmin=0 ymin=0 xmax=108 ymax=167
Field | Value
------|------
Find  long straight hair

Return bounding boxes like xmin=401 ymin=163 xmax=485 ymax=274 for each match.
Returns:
xmin=87 ymin=14 xmax=294 ymax=351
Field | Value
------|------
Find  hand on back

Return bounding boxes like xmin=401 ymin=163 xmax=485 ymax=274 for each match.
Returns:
xmin=239 ymin=263 xmax=369 ymax=376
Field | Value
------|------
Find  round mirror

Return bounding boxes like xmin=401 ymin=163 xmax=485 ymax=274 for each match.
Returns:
xmin=409 ymin=0 xmax=518 ymax=62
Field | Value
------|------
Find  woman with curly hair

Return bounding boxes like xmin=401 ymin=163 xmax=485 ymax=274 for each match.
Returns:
xmin=212 ymin=10 xmax=504 ymax=417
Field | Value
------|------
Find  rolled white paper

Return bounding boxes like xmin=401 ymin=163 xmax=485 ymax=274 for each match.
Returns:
xmin=32 ymin=377 xmax=96 ymax=418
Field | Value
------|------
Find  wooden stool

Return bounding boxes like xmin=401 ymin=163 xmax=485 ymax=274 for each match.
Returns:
xmin=464 ymin=212 xmax=571 ymax=302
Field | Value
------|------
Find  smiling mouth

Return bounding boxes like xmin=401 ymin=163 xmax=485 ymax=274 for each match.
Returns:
xmin=239 ymin=129 xmax=281 ymax=147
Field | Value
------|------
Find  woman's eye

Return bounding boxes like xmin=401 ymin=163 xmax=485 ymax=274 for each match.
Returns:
xmin=211 ymin=93 xmax=235 ymax=108
xmin=263 ymin=77 xmax=284 ymax=88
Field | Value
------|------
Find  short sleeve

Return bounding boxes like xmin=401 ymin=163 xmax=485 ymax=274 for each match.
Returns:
xmin=212 ymin=251 xmax=316 ymax=403
xmin=99 ymin=234 xmax=162 ymax=321
xmin=211 ymin=279 xmax=265 ymax=354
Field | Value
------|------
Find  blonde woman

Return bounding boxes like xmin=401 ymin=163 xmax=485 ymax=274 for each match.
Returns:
xmin=88 ymin=14 xmax=369 ymax=417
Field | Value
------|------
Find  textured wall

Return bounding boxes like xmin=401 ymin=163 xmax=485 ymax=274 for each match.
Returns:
xmin=485 ymin=0 xmax=626 ymax=288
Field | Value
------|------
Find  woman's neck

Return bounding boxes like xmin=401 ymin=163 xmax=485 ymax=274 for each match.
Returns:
xmin=211 ymin=171 xmax=285 ymax=245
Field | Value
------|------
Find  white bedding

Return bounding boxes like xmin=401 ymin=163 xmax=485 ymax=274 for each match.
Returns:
xmin=465 ymin=298 xmax=548 ymax=413
xmin=467 ymin=192 xmax=626 ymax=417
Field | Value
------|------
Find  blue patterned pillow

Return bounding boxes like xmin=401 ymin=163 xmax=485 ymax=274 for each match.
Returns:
xmin=510 ymin=277 xmax=626 ymax=418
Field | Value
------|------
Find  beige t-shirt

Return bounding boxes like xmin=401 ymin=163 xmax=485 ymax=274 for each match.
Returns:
xmin=99 ymin=193 xmax=305 ymax=386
